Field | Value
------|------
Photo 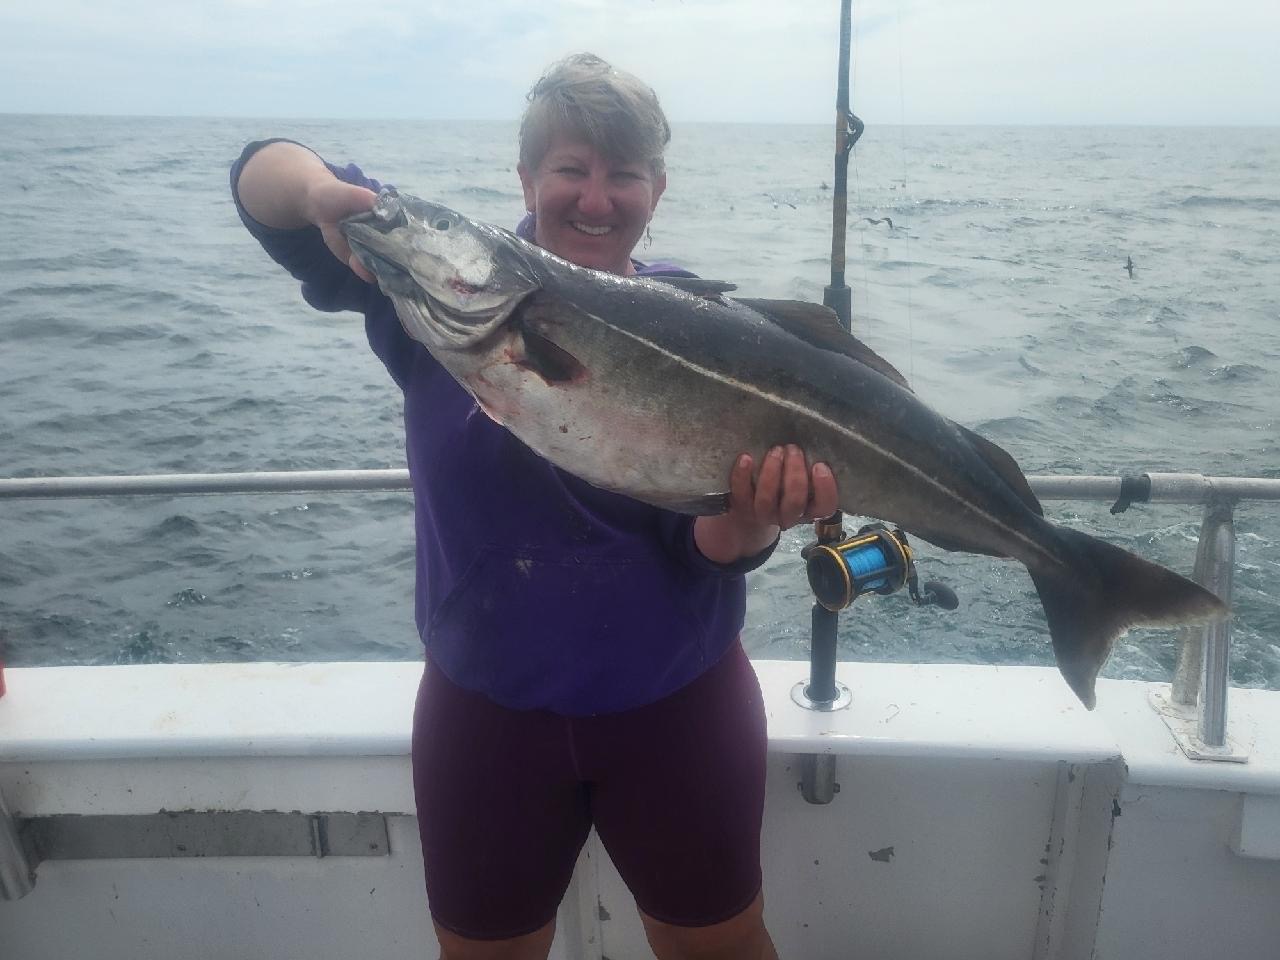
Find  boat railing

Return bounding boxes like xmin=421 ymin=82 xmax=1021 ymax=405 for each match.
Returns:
xmin=3 ymin=468 xmax=1278 ymax=759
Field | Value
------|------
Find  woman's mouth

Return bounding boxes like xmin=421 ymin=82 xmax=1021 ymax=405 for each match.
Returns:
xmin=571 ymin=221 xmax=612 ymax=237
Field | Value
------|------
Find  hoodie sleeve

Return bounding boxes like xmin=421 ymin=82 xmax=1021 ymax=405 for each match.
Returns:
xmin=656 ymin=512 xmax=780 ymax=577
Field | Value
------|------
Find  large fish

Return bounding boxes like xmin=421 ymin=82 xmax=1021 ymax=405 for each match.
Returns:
xmin=341 ymin=188 xmax=1225 ymax=708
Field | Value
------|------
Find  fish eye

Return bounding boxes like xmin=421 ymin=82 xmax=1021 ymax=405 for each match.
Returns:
xmin=433 ymin=218 xmax=451 ymax=231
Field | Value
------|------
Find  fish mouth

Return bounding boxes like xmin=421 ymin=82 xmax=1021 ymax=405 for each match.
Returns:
xmin=339 ymin=191 xmax=542 ymax=348
xmin=341 ymin=208 xmax=444 ymax=302
xmin=343 ymin=227 xmax=516 ymax=349
xmin=343 ymin=229 xmax=422 ymax=302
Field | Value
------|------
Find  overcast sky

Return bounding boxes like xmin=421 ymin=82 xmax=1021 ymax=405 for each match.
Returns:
xmin=2 ymin=0 xmax=1276 ymax=125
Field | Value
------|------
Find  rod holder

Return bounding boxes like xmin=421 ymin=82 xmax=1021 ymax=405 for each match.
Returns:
xmin=0 ymin=787 xmax=35 ymax=900
xmin=792 ymin=679 xmax=852 ymax=806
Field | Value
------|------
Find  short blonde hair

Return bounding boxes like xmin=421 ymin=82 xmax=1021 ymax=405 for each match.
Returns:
xmin=519 ymin=53 xmax=670 ymax=177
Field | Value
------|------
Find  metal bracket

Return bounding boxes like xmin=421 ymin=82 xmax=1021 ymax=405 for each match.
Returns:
xmin=1149 ymin=688 xmax=1249 ymax=763
xmin=797 ymin=754 xmax=841 ymax=806
xmin=0 ymin=787 xmax=36 ymax=900
xmin=842 ymin=111 xmax=865 ymax=154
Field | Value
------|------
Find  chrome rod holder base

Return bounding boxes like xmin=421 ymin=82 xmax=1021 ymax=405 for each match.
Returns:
xmin=1150 ymin=688 xmax=1249 ymax=763
xmin=791 ymin=680 xmax=853 ymax=712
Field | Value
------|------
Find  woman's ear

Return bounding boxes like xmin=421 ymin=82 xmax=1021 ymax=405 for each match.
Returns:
xmin=517 ymin=162 xmax=537 ymax=213
xmin=650 ymin=171 xmax=667 ymax=214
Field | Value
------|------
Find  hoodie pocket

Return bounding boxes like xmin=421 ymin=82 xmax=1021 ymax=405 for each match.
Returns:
xmin=425 ymin=545 xmax=710 ymax=713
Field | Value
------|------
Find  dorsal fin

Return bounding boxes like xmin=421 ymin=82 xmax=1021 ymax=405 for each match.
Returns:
xmin=735 ymin=297 xmax=913 ymax=392
xmin=645 ymin=276 xmax=738 ymax=300
xmin=954 ymin=423 xmax=1044 ymax=517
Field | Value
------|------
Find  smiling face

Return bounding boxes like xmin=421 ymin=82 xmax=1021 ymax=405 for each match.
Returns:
xmin=518 ymin=133 xmax=666 ymax=276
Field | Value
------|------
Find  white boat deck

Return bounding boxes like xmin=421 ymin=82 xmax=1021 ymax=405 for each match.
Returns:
xmin=2 ymin=658 xmax=1278 ymax=959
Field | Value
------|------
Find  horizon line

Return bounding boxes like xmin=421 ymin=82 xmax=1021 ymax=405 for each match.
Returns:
xmin=1 ymin=111 xmax=1278 ymax=129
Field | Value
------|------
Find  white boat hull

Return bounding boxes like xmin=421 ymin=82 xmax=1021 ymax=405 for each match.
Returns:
xmin=2 ymin=660 xmax=1278 ymax=959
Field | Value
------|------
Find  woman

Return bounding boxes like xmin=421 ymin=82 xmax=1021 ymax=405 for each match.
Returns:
xmin=232 ymin=53 xmax=836 ymax=960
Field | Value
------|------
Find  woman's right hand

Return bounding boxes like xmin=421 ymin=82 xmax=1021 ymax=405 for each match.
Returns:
xmin=302 ymin=178 xmax=378 ymax=283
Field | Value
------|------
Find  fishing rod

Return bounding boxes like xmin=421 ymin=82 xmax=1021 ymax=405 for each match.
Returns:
xmin=822 ymin=0 xmax=863 ymax=336
xmin=799 ymin=4 xmax=955 ymax=805
xmin=800 ymin=0 xmax=863 ymax=732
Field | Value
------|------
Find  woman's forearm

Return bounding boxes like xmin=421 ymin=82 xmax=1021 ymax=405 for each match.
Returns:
xmin=236 ymin=141 xmax=334 ymax=230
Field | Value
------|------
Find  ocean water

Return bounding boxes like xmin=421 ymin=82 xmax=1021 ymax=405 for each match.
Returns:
xmin=1 ymin=116 xmax=1277 ymax=691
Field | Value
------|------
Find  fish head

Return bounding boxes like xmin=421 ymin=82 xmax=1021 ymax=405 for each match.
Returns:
xmin=340 ymin=189 xmax=539 ymax=351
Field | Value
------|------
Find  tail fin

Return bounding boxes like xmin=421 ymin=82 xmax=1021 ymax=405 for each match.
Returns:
xmin=1028 ymin=526 xmax=1227 ymax=709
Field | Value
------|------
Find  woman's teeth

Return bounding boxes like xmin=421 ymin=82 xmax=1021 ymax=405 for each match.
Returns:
xmin=572 ymin=222 xmax=612 ymax=236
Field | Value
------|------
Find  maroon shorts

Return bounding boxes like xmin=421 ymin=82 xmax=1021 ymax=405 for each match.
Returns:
xmin=411 ymin=639 xmax=768 ymax=940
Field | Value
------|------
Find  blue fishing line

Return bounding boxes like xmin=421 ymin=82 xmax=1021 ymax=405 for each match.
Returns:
xmin=843 ymin=541 xmax=890 ymax=592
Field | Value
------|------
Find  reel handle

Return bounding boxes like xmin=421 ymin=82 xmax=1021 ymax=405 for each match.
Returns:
xmin=918 ymin=579 xmax=959 ymax=611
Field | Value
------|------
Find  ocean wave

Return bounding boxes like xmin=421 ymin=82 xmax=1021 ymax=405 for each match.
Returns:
xmin=1178 ymin=195 xmax=1280 ymax=210
xmin=121 ymin=157 xmax=189 ymax=175
xmin=1173 ymin=345 xmax=1217 ymax=367
xmin=0 ymin=248 xmax=142 ymax=272
xmin=47 ymin=144 xmax=100 ymax=156
xmin=1209 ymin=363 xmax=1265 ymax=382
xmin=922 ymin=271 xmax=961 ymax=287
xmin=1147 ymin=305 xmax=1186 ymax=324
xmin=166 ymin=588 xmax=209 ymax=607
xmin=149 ymin=514 xmax=203 ymax=539
xmin=88 ymin=323 xmax=173 ymax=345
xmin=4 ymin=280 xmax=152 ymax=300
xmin=0 ymin=315 xmax=89 ymax=341
xmin=111 ymin=629 xmax=175 ymax=665
xmin=455 ymin=185 xmax=519 ymax=200
xmin=970 ymin=415 xmax=1043 ymax=436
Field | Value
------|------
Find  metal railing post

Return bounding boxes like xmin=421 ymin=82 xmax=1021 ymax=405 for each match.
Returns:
xmin=1172 ymin=513 xmax=1215 ymax=707
xmin=1196 ymin=499 xmax=1236 ymax=747
xmin=1154 ymin=493 xmax=1244 ymax=760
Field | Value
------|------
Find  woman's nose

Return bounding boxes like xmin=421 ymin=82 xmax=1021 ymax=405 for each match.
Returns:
xmin=577 ymin=174 xmax=612 ymax=217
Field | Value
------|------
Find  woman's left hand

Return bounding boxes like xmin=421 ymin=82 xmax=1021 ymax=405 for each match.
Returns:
xmin=693 ymin=445 xmax=840 ymax=565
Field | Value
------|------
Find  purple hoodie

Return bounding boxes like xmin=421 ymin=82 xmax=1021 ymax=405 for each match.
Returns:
xmin=231 ymin=140 xmax=775 ymax=716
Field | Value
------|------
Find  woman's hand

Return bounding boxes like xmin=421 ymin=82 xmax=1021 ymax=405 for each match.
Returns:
xmin=238 ymin=141 xmax=377 ymax=281
xmin=693 ymin=445 xmax=839 ymax=565
xmin=303 ymin=179 xmax=378 ymax=282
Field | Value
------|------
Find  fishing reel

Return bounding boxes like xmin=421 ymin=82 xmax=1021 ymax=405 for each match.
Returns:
xmin=803 ymin=522 xmax=958 ymax=613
